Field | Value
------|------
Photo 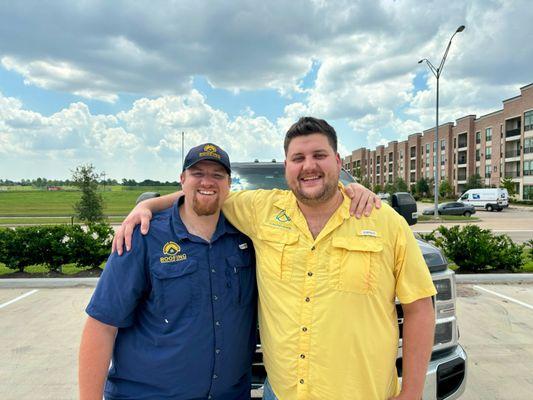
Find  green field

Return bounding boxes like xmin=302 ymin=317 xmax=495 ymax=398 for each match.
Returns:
xmin=0 ymin=186 xmax=178 ymax=218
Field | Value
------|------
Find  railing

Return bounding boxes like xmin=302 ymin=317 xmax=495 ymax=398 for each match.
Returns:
xmin=505 ymin=128 xmax=521 ymax=138
xmin=504 ymin=171 xmax=520 ymax=178
xmin=505 ymin=149 xmax=521 ymax=158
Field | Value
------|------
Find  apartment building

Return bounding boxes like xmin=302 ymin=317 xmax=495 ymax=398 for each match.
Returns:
xmin=343 ymin=83 xmax=533 ymax=200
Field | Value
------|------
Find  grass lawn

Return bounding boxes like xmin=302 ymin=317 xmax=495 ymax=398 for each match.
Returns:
xmin=0 ymin=186 xmax=177 ymax=217
xmin=0 ymin=263 xmax=104 ymax=276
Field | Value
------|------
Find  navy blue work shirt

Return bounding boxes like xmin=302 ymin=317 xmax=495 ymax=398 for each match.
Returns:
xmin=86 ymin=198 xmax=257 ymax=400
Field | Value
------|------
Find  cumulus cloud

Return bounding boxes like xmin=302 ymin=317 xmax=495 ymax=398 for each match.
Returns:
xmin=0 ymin=90 xmax=285 ymax=180
xmin=1 ymin=0 xmax=532 ymax=176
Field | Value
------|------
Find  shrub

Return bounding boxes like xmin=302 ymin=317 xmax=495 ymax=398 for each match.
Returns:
xmin=424 ymin=225 xmax=524 ymax=273
xmin=0 ymin=223 xmax=113 ymax=273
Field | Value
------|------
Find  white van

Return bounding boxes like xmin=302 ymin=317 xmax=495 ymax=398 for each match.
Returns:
xmin=458 ymin=188 xmax=508 ymax=211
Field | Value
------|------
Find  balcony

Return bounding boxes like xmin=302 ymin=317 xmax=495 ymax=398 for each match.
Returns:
xmin=505 ymin=149 xmax=521 ymax=158
xmin=504 ymin=171 xmax=520 ymax=178
xmin=505 ymin=128 xmax=521 ymax=138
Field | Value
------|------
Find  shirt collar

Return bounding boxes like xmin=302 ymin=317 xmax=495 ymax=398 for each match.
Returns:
xmin=171 ymin=196 xmax=239 ymax=243
xmin=273 ymin=183 xmax=351 ymax=220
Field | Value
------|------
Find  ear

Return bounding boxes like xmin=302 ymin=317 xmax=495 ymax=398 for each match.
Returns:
xmin=180 ymin=171 xmax=186 ymax=185
xmin=335 ymin=152 xmax=342 ymax=167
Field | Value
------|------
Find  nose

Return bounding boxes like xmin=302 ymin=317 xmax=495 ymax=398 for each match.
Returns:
xmin=302 ymin=155 xmax=317 ymax=171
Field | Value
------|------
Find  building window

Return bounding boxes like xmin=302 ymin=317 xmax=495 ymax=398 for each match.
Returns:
xmin=441 ymin=157 xmax=445 ymax=165
xmin=476 ymin=131 xmax=481 ymax=144
xmin=454 ymin=137 xmax=457 ymax=148
xmin=485 ymin=165 xmax=491 ymax=178
xmin=410 ymin=146 xmax=416 ymax=158
xmin=485 ymin=146 xmax=492 ymax=160
xmin=400 ymin=151 xmax=403 ymax=160
xmin=426 ymin=143 xmax=430 ymax=154
xmin=524 ymin=185 xmax=533 ymax=200
xmin=441 ymin=139 xmax=445 ymax=150
xmin=525 ymin=110 xmax=533 ymax=132
xmin=525 ymin=160 xmax=533 ymax=176
xmin=410 ymin=159 xmax=416 ymax=170
xmin=525 ymin=138 xmax=533 ymax=154
xmin=485 ymin=127 xmax=492 ymax=142
xmin=476 ymin=166 xmax=480 ymax=175
xmin=476 ymin=149 xmax=480 ymax=161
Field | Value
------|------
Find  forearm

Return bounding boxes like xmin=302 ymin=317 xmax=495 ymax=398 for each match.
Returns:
xmin=79 ymin=317 xmax=118 ymax=400
xmin=399 ymin=297 xmax=435 ymax=399
xmin=139 ymin=191 xmax=182 ymax=213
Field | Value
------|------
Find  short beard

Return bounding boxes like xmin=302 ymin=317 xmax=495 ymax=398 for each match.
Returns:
xmin=192 ymin=195 xmax=219 ymax=216
xmin=291 ymin=178 xmax=338 ymax=206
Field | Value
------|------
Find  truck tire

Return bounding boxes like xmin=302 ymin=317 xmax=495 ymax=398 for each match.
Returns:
xmin=486 ymin=204 xmax=493 ymax=212
xmin=463 ymin=211 xmax=472 ymax=217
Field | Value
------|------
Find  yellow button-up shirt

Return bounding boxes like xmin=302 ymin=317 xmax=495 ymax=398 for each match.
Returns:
xmin=222 ymin=187 xmax=436 ymax=400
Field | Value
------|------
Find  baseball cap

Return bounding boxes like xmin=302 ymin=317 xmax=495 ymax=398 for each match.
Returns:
xmin=182 ymin=143 xmax=231 ymax=174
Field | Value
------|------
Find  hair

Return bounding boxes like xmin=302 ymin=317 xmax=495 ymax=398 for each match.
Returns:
xmin=283 ymin=116 xmax=338 ymax=154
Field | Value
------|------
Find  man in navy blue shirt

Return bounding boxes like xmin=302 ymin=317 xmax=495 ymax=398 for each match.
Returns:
xmin=79 ymin=143 xmax=257 ymax=400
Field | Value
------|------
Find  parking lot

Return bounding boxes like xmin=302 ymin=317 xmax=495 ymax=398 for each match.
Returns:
xmin=1 ymin=283 xmax=533 ymax=399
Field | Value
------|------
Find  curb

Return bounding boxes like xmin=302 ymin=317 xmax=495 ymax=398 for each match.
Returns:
xmin=455 ymin=274 xmax=533 ymax=284
xmin=1 ymin=274 xmax=533 ymax=288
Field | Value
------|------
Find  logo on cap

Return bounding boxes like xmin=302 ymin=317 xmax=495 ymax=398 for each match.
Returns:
xmin=199 ymin=144 xmax=221 ymax=159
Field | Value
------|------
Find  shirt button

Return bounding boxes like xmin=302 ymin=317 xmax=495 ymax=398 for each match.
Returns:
xmin=213 ymin=374 xmax=218 ymax=379
xmin=208 ymin=396 xmax=212 ymax=400
xmin=311 ymin=246 xmax=316 ymax=251
xmin=307 ymin=271 xmax=313 ymax=277
xmin=215 ymin=349 xmax=221 ymax=354
xmin=300 ymin=354 xmax=305 ymax=359
xmin=211 ymin=268 xmax=216 ymax=273
xmin=215 ymin=321 xmax=221 ymax=326
xmin=213 ymin=295 xmax=218 ymax=301
xmin=302 ymin=326 xmax=307 ymax=332
xmin=305 ymin=297 xmax=310 ymax=302
xmin=300 ymin=379 xmax=305 ymax=384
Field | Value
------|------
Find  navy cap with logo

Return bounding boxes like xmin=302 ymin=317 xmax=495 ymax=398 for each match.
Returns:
xmin=182 ymin=143 xmax=231 ymax=174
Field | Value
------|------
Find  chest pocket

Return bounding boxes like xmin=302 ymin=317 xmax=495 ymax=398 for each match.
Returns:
xmin=152 ymin=260 xmax=200 ymax=322
xmin=256 ymin=227 xmax=299 ymax=281
xmin=225 ymin=250 xmax=255 ymax=307
xmin=329 ymin=236 xmax=383 ymax=294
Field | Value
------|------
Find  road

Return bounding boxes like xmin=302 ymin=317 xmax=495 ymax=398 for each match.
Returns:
xmin=413 ymin=203 xmax=533 ymax=243
xmin=1 ymin=283 xmax=533 ymax=399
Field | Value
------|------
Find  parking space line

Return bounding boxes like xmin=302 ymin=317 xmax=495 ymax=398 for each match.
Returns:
xmin=0 ymin=289 xmax=39 ymax=309
xmin=473 ymin=285 xmax=533 ymax=311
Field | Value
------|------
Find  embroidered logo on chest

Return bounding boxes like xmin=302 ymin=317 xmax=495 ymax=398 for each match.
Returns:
xmin=160 ymin=241 xmax=187 ymax=263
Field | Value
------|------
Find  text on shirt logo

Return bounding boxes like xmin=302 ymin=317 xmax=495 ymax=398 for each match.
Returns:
xmin=160 ymin=241 xmax=187 ymax=263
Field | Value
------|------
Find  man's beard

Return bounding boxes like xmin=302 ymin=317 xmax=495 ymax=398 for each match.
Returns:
xmin=290 ymin=176 xmax=338 ymax=206
xmin=192 ymin=194 xmax=219 ymax=216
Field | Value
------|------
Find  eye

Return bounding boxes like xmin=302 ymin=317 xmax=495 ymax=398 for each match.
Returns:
xmin=292 ymin=156 xmax=304 ymax=162
xmin=314 ymin=153 xmax=327 ymax=159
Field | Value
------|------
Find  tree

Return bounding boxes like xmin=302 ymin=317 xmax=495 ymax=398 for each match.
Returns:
xmin=415 ymin=178 xmax=430 ymax=197
xmin=395 ymin=178 xmax=408 ymax=192
xmin=72 ymin=164 xmax=104 ymax=223
xmin=439 ymin=179 xmax=453 ymax=199
xmin=373 ymin=184 xmax=383 ymax=193
xmin=384 ymin=182 xmax=395 ymax=195
xmin=500 ymin=177 xmax=516 ymax=197
xmin=464 ymin=174 xmax=483 ymax=191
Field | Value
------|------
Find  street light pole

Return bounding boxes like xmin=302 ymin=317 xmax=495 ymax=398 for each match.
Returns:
xmin=419 ymin=25 xmax=465 ymax=218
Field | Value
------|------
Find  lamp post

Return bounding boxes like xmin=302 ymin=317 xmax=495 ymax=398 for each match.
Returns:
xmin=419 ymin=25 xmax=465 ymax=218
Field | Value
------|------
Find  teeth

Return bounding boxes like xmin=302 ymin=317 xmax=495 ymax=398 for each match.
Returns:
xmin=302 ymin=176 xmax=320 ymax=181
xmin=198 ymin=190 xmax=215 ymax=195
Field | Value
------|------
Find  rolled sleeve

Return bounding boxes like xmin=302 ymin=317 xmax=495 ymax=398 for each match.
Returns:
xmin=86 ymin=228 xmax=149 ymax=327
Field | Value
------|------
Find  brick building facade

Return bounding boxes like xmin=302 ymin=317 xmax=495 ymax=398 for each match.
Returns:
xmin=343 ymin=83 xmax=533 ymax=200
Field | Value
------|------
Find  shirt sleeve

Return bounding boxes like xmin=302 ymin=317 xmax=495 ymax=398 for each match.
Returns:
xmin=85 ymin=227 xmax=149 ymax=328
xmin=221 ymin=190 xmax=260 ymax=237
xmin=393 ymin=216 xmax=437 ymax=304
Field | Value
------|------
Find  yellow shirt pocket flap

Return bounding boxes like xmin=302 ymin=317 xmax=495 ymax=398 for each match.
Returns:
xmin=257 ymin=227 xmax=299 ymax=244
xmin=332 ymin=236 xmax=383 ymax=253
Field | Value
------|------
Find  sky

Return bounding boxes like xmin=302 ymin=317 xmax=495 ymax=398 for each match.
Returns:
xmin=0 ymin=0 xmax=532 ymax=181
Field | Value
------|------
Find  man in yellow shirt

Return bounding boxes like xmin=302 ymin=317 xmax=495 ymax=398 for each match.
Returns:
xmin=114 ymin=117 xmax=436 ymax=400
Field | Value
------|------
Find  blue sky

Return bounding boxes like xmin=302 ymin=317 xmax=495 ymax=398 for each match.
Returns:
xmin=1 ymin=0 xmax=531 ymax=181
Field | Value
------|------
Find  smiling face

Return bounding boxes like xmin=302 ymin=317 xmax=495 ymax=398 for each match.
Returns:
xmin=180 ymin=160 xmax=230 ymax=216
xmin=284 ymin=133 xmax=342 ymax=206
